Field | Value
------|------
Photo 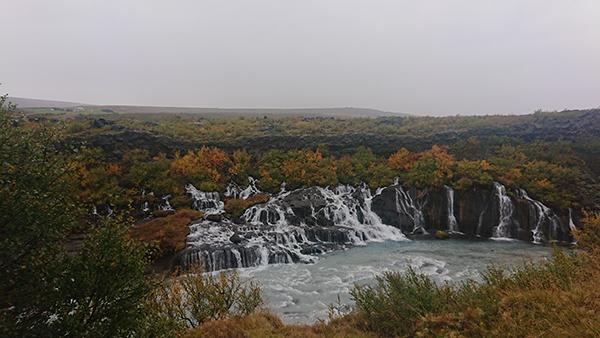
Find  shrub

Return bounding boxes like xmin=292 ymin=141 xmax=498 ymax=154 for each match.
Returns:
xmin=224 ymin=194 xmax=270 ymax=219
xmin=148 ymin=266 xmax=263 ymax=330
xmin=349 ymin=213 xmax=600 ymax=337
xmin=129 ymin=209 xmax=202 ymax=256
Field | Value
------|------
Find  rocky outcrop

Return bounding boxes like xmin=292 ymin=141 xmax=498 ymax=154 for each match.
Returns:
xmin=371 ymin=183 xmax=577 ymax=243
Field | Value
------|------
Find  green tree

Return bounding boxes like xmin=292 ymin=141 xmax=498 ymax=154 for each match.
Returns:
xmin=0 ymin=95 xmax=156 ymax=337
xmin=0 ymin=95 xmax=81 ymax=335
xmin=49 ymin=219 xmax=154 ymax=338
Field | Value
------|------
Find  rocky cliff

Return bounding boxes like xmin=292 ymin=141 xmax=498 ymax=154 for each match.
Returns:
xmin=174 ymin=180 xmax=578 ymax=271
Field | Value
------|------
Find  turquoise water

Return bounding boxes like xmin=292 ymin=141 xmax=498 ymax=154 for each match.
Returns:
xmin=239 ymin=239 xmax=553 ymax=324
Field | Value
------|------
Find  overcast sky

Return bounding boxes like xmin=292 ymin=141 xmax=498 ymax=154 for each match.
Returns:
xmin=1 ymin=1 xmax=599 ymax=115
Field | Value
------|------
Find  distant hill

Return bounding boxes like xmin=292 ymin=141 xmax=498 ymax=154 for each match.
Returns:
xmin=9 ymin=97 xmax=404 ymax=117
xmin=93 ymin=105 xmax=404 ymax=117
xmin=8 ymin=97 xmax=83 ymax=108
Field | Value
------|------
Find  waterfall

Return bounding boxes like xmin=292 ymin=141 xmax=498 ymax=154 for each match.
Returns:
xmin=184 ymin=184 xmax=407 ymax=271
xmin=279 ymin=182 xmax=287 ymax=194
xmin=393 ymin=186 xmax=427 ymax=234
xmin=186 ymin=184 xmax=224 ymax=214
xmin=517 ymin=189 xmax=560 ymax=243
xmin=445 ymin=186 xmax=459 ymax=232
xmin=568 ymin=208 xmax=577 ymax=232
xmin=239 ymin=177 xmax=261 ymax=199
xmin=476 ymin=209 xmax=485 ymax=237
xmin=142 ymin=201 xmax=150 ymax=213
xmin=492 ymin=182 xmax=513 ymax=238
xmin=225 ymin=176 xmax=262 ymax=199
xmin=568 ymin=208 xmax=577 ymax=244
xmin=160 ymin=195 xmax=174 ymax=211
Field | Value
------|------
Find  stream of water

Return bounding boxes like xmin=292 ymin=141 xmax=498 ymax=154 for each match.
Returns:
xmin=239 ymin=239 xmax=552 ymax=324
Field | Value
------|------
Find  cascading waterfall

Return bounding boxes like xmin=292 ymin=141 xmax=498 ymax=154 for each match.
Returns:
xmin=316 ymin=184 xmax=406 ymax=243
xmin=393 ymin=186 xmax=427 ymax=234
xmin=186 ymin=184 xmax=224 ymax=214
xmin=517 ymin=189 xmax=560 ymax=243
xmin=180 ymin=180 xmax=573 ymax=271
xmin=224 ymin=176 xmax=262 ymax=199
xmin=568 ymin=209 xmax=577 ymax=232
xmin=445 ymin=185 xmax=459 ymax=232
xmin=184 ymin=183 xmax=407 ymax=271
xmin=568 ymin=208 xmax=577 ymax=244
xmin=492 ymin=182 xmax=513 ymax=238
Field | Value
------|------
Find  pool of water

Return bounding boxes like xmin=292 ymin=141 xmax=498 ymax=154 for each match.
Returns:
xmin=238 ymin=239 xmax=553 ymax=324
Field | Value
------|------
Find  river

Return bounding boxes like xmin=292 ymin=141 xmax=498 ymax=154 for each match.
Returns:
xmin=239 ymin=239 xmax=552 ymax=324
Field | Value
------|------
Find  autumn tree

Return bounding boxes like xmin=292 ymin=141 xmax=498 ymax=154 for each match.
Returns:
xmin=404 ymin=145 xmax=455 ymax=188
xmin=387 ymin=147 xmax=414 ymax=172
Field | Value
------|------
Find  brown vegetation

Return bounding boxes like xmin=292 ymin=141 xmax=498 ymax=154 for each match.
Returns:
xmin=224 ymin=194 xmax=271 ymax=219
xmin=146 ymin=266 xmax=263 ymax=336
xmin=129 ymin=209 xmax=202 ymax=255
xmin=183 ymin=312 xmax=376 ymax=338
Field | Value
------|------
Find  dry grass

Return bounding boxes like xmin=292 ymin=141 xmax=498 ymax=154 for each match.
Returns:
xmin=129 ymin=209 xmax=202 ymax=255
xmin=183 ymin=312 xmax=376 ymax=338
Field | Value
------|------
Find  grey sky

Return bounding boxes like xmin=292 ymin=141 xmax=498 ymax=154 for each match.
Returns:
xmin=1 ymin=0 xmax=599 ymax=115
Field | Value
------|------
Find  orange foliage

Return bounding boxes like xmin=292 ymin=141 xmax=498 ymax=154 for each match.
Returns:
xmin=388 ymin=147 xmax=413 ymax=171
xmin=105 ymin=163 xmax=122 ymax=176
xmin=224 ymin=194 xmax=270 ymax=218
xmin=129 ymin=209 xmax=202 ymax=255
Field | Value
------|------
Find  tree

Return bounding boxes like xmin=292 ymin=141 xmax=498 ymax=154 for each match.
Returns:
xmin=228 ymin=149 xmax=252 ymax=185
xmin=0 ymin=95 xmax=81 ymax=335
xmin=388 ymin=148 xmax=413 ymax=172
xmin=404 ymin=145 xmax=455 ymax=188
xmin=49 ymin=219 xmax=153 ymax=338
xmin=0 ymin=95 xmax=155 ymax=337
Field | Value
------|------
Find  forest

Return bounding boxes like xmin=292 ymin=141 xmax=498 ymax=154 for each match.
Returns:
xmin=20 ymin=107 xmax=597 ymax=219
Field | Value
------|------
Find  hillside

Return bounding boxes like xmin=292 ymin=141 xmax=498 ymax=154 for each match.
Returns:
xmin=7 ymin=96 xmax=83 ymax=108
xmin=11 ymin=97 xmax=402 ymax=117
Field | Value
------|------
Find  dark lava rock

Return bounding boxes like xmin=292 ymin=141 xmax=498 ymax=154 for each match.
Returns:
xmin=229 ymin=232 xmax=243 ymax=244
xmin=205 ymin=213 xmax=224 ymax=222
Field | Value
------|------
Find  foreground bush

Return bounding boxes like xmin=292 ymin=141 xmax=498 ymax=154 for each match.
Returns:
xmin=350 ymin=214 xmax=600 ymax=337
xmin=148 ymin=266 xmax=263 ymax=333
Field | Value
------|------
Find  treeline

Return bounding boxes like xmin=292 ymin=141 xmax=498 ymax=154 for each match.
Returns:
xmin=70 ymin=142 xmax=592 ymax=214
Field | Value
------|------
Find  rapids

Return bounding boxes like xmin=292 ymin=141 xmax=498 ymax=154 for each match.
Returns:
xmin=239 ymin=239 xmax=553 ymax=324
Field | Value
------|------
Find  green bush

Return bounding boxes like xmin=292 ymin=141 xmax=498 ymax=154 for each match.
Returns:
xmin=148 ymin=266 xmax=263 ymax=330
xmin=350 ymin=233 xmax=597 ymax=337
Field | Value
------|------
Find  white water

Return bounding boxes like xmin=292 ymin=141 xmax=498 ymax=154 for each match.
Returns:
xmin=568 ymin=208 xmax=577 ymax=232
xmin=493 ymin=182 xmax=513 ymax=238
xmin=518 ymin=189 xmax=560 ymax=243
xmin=160 ymin=195 xmax=174 ymax=211
xmin=225 ymin=176 xmax=262 ymax=200
xmin=393 ymin=185 xmax=427 ymax=234
xmin=240 ymin=239 xmax=552 ymax=324
xmin=185 ymin=184 xmax=408 ymax=271
xmin=186 ymin=184 xmax=224 ymax=214
xmin=445 ymin=185 xmax=459 ymax=232
xmin=242 ymin=184 xmax=407 ymax=245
